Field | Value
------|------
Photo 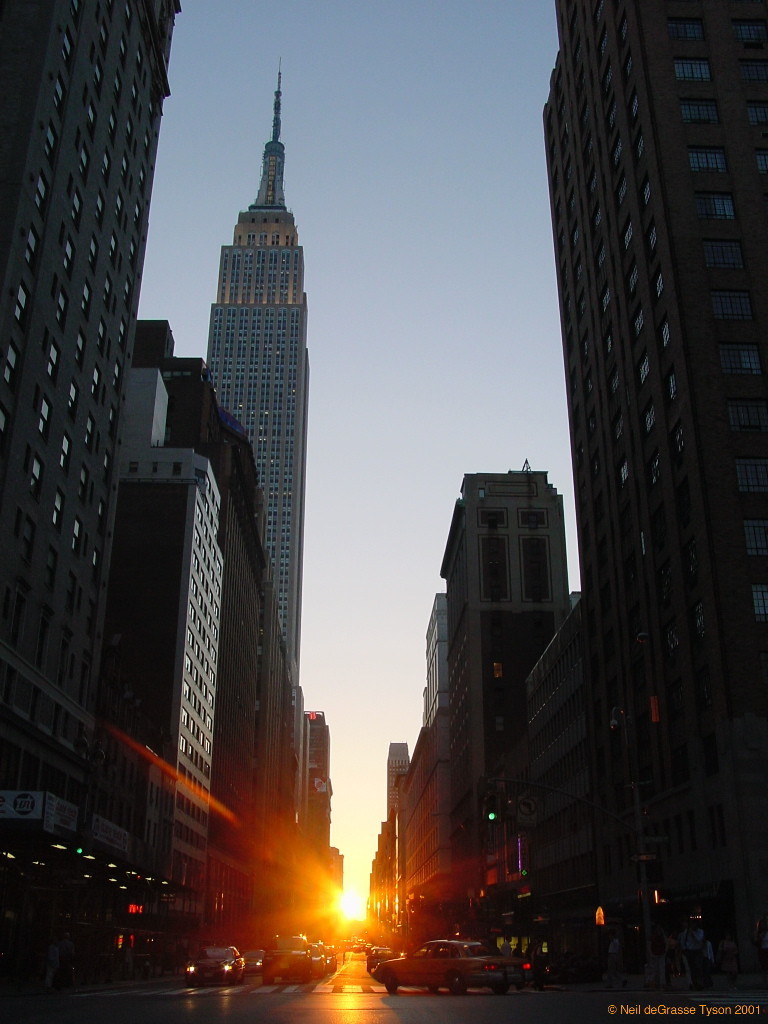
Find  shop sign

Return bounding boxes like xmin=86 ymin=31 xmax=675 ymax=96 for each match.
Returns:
xmin=0 ymin=790 xmax=45 ymax=819
xmin=43 ymin=793 xmax=78 ymax=834
xmin=92 ymin=813 xmax=129 ymax=854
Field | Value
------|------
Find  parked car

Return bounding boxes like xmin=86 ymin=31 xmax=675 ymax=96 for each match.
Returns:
xmin=324 ymin=945 xmax=338 ymax=972
xmin=242 ymin=949 xmax=265 ymax=975
xmin=262 ymin=935 xmax=312 ymax=984
xmin=185 ymin=946 xmax=245 ymax=986
xmin=367 ymin=946 xmax=396 ymax=973
xmin=372 ymin=939 xmax=524 ymax=994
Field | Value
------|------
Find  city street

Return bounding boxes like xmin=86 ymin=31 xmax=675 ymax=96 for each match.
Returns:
xmin=3 ymin=953 xmax=767 ymax=1024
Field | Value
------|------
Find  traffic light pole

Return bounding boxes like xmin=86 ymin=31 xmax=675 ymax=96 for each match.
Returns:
xmin=482 ymin=772 xmax=653 ymax=970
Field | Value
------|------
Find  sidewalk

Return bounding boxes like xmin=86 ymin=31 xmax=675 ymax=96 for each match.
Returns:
xmin=578 ymin=971 xmax=768 ymax=997
xmin=0 ymin=971 xmax=178 ymax=998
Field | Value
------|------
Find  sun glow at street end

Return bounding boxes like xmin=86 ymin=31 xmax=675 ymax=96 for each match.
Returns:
xmin=338 ymin=888 xmax=366 ymax=922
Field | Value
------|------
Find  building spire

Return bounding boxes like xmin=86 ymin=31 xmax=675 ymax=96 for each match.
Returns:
xmin=272 ymin=62 xmax=282 ymax=143
xmin=250 ymin=63 xmax=286 ymax=210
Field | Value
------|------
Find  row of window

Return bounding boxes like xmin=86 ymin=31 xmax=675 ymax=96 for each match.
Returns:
xmin=668 ymin=17 xmax=768 ymax=44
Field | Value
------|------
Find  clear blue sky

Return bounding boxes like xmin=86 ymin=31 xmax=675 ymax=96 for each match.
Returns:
xmin=138 ymin=0 xmax=574 ymax=905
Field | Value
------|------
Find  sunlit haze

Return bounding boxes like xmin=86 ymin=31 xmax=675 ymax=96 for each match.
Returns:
xmin=138 ymin=1 xmax=574 ymax=902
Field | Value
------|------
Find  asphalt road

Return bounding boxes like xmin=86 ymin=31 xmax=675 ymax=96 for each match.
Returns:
xmin=2 ymin=952 xmax=766 ymax=1024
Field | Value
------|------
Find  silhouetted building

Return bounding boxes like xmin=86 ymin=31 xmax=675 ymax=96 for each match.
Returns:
xmin=0 ymin=0 xmax=178 ymax=973
xmin=545 ymin=0 xmax=768 ymax=960
xmin=526 ymin=596 xmax=595 ymax=950
xmin=387 ymin=742 xmax=410 ymax=816
xmin=439 ymin=469 xmax=571 ymax=932
xmin=126 ymin=320 xmax=298 ymax=942
xmin=401 ymin=594 xmax=452 ymax=943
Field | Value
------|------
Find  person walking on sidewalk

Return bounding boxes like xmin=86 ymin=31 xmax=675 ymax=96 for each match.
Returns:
xmin=44 ymin=938 xmax=59 ymax=990
xmin=606 ymin=929 xmax=626 ymax=989
xmin=717 ymin=931 xmax=739 ymax=991
xmin=678 ymin=919 xmax=705 ymax=990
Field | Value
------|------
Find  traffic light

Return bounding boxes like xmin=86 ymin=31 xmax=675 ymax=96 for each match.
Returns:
xmin=483 ymin=792 xmax=499 ymax=822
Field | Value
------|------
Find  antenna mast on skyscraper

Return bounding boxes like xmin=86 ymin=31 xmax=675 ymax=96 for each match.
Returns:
xmin=272 ymin=59 xmax=282 ymax=143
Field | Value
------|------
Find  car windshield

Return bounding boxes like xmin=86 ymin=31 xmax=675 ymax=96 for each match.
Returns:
xmin=199 ymin=947 xmax=232 ymax=960
xmin=274 ymin=936 xmax=306 ymax=950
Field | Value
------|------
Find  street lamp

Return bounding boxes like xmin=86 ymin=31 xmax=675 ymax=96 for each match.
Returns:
xmin=610 ymin=706 xmax=653 ymax=975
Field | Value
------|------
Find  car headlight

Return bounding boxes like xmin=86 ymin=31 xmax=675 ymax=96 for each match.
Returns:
xmin=186 ymin=965 xmax=195 ymax=973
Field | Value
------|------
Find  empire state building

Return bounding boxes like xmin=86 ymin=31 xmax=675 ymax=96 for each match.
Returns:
xmin=206 ymin=73 xmax=308 ymax=665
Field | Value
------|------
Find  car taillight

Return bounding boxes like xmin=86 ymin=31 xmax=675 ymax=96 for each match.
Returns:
xmin=483 ymin=963 xmax=501 ymax=972
xmin=523 ymin=961 xmax=532 ymax=970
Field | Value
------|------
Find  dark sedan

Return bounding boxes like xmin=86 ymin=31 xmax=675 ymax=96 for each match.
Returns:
xmin=367 ymin=946 xmax=396 ymax=973
xmin=372 ymin=939 xmax=524 ymax=994
xmin=185 ymin=945 xmax=245 ymax=986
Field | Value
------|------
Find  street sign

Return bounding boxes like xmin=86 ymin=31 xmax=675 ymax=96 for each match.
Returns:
xmin=517 ymin=795 xmax=537 ymax=825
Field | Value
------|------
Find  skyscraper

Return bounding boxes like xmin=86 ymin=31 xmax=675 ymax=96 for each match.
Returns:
xmin=0 ymin=0 xmax=178 ymax=968
xmin=206 ymin=73 xmax=309 ymax=666
xmin=439 ymin=469 xmax=571 ymax=927
xmin=545 ymin=1 xmax=768 ymax=953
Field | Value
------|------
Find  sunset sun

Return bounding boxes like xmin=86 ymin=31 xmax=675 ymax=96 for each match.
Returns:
xmin=339 ymin=889 xmax=366 ymax=921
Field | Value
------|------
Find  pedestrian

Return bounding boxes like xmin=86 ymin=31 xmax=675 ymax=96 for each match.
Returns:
xmin=717 ymin=931 xmax=739 ymax=991
xmin=648 ymin=924 xmax=667 ymax=991
xmin=56 ymin=932 xmax=75 ymax=989
xmin=499 ymin=938 xmax=512 ymax=958
xmin=44 ymin=938 xmax=59 ymax=989
xmin=606 ymin=929 xmax=626 ymax=989
xmin=702 ymin=937 xmax=714 ymax=989
xmin=531 ymin=939 xmax=548 ymax=990
xmin=754 ymin=915 xmax=768 ymax=988
xmin=678 ymin=918 xmax=705 ymax=990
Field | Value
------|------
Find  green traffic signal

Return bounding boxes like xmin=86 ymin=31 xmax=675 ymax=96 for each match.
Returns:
xmin=487 ymin=810 xmax=497 ymax=821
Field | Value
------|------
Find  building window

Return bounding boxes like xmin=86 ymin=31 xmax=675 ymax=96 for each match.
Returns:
xmin=14 ymin=282 xmax=29 ymax=326
xmin=734 ymin=19 xmax=768 ymax=43
xmin=660 ymin=318 xmax=671 ymax=349
xmin=704 ymin=239 xmax=743 ymax=268
xmin=669 ymin=19 xmax=704 ymax=41
xmin=741 ymin=61 xmax=768 ymax=83
xmin=521 ymin=535 xmax=551 ymax=602
xmin=644 ymin=401 xmax=656 ymax=434
xmin=52 ymin=489 xmax=64 ymax=530
xmin=737 ymin=459 xmax=768 ymax=492
xmin=38 ymin=396 xmax=51 ymax=439
xmin=649 ymin=450 xmax=661 ymax=486
xmin=712 ymin=290 xmax=752 ymax=319
xmin=638 ymin=351 xmax=651 ymax=384
xmin=728 ymin=400 xmax=768 ymax=431
xmin=675 ymin=59 xmax=711 ymax=82
xmin=753 ymin=585 xmax=768 ymax=622
xmin=720 ymin=344 xmax=761 ymax=374
xmin=756 ymin=151 xmax=768 ymax=175
xmin=60 ymin=433 xmax=71 ymax=471
xmin=745 ymin=520 xmax=768 ymax=556
xmin=681 ymin=100 xmax=719 ymax=124
xmin=748 ymin=102 xmax=768 ymax=126
xmin=689 ymin=146 xmax=727 ymax=172
xmin=696 ymin=193 xmax=735 ymax=219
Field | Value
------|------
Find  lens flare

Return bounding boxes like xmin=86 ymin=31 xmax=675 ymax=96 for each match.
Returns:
xmin=339 ymin=889 xmax=365 ymax=921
